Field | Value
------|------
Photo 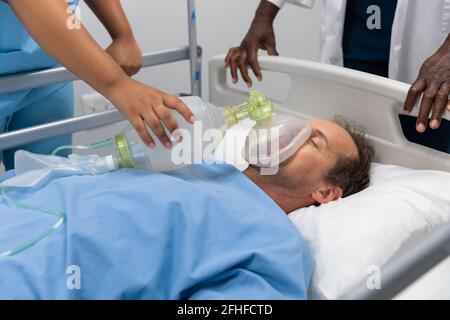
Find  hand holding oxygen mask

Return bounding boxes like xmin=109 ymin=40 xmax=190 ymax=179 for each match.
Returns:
xmin=14 ymin=91 xmax=312 ymax=175
xmin=0 ymin=91 xmax=312 ymax=259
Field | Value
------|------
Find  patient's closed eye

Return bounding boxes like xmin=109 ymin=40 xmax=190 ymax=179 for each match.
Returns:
xmin=309 ymin=136 xmax=319 ymax=149
xmin=310 ymin=129 xmax=329 ymax=150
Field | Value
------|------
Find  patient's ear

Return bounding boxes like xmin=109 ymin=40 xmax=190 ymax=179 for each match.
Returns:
xmin=311 ymin=186 xmax=343 ymax=205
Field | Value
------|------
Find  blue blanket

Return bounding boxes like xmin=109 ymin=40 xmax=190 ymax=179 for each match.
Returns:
xmin=0 ymin=164 xmax=312 ymax=299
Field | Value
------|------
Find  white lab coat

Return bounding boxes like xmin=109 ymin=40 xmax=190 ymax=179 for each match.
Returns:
xmin=268 ymin=0 xmax=450 ymax=84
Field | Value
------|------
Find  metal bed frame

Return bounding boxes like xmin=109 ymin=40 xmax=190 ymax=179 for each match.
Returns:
xmin=0 ymin=0 xmax=201 ymax=151
xmin=342 ymin=221 xmax=450 ymax=300
xmin=0 ymin=0 xmax=449 ymax=300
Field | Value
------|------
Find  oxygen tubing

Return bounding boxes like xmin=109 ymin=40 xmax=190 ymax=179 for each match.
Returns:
xmin=0 ymin=139 xmax=114 ymax=260
xmin=0 ymin=186 xmax=65 ymax=260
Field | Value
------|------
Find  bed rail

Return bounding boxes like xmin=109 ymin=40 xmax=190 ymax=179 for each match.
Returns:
xmin=0 ymin=47 xmax=198 ymax=95
xmin=342 ymin=221 xmax=450 ymax=300
xmin=210 ymin=55 xmax=450 ymax=172
xmin=0 ymin=47 xmax=202 ymax=150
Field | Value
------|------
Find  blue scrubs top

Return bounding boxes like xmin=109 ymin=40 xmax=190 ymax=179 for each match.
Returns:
xmin=0 ymin=0 xmax=79 ymax=76
xmin=0 ymin=0 xmax=79 ymax=169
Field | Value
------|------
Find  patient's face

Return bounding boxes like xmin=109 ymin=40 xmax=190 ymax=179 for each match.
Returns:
xmin=273 ymin=119 xmax=358 ymax=192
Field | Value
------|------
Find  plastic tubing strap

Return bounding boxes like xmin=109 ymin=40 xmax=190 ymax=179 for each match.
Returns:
xmin=0 ymin=186 xmax=66 ymax=260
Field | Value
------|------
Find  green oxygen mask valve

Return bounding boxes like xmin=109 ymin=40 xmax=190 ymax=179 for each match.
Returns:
xmin=222 ymin=90 xmax=274 ymax=128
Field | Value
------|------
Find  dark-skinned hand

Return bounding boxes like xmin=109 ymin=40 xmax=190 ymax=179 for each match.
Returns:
xmin=224 ymin=1 xmax=280 ymax=87
xmin=404 ymin=40 xmax=450 ymax=132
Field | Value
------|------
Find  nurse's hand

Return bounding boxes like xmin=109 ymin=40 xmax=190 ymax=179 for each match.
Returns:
xmin=224 ymin=1 xmax=280 ymax=87
xmin=106 ymin=78 xmax=195 ymax=148
xmin=106 ymin=35 xmax=143 ymax=76
xmin=403 ymin=45 xmax=450 ymax=132
xmin=6 ymin=0 xmax=191 ymax=148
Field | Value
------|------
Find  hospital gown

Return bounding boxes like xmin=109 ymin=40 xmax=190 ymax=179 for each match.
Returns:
xmin=0 ymin=164 xmax=313 ymax=299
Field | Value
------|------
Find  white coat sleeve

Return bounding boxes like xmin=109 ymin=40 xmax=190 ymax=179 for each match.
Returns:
xmin=267 ymin=0 xmax=316 ymax=9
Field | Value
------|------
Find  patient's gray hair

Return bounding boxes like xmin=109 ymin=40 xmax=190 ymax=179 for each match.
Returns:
xmin=325 ymin=117 xmax=375 ymax=197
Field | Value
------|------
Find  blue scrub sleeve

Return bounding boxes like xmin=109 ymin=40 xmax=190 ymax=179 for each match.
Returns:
xmin=0 ymin=83 xmax=74 ymax=169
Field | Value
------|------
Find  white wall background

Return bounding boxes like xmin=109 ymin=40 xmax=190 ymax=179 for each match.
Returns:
xmin=73 ymin=0 xmax=322 ymax=145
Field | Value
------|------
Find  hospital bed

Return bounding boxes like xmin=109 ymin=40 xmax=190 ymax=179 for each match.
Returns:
xmin=0 ymin=0 xmax=449 ymax=299
xmin=209 ymin=56 xmax=450 ymax=300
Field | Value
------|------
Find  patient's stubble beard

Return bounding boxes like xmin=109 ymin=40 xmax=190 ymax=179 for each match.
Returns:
xmin=246 ymin=162 xmax=301 ymax=191
xmin=244 ymin=164 xmax=316 ymax=213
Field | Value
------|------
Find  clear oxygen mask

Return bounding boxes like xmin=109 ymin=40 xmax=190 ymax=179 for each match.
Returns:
xmin=243 ymin=114 xmax=312 ymax=168
xmin=1 ymin=91 xmax=311 ymax=259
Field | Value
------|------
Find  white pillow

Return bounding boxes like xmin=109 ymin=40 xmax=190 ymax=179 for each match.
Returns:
xmin=288 ymin=163 xmax=450 ymax=300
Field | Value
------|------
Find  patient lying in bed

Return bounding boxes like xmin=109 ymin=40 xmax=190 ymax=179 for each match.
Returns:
xmin=245 ymin=118 xmax=374 ymax=212
xmin=0 ymin=119 xmax=373 ymax=300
